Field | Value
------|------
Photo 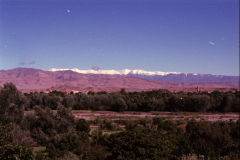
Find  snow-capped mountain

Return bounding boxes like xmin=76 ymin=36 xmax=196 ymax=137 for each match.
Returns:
xmin=50 ymin=68 xmax=181 ymax=76
xmin=50 ymin=68 xmax=239 ymax=83
xmin=0 ymin=68 xmax=238 ymax=92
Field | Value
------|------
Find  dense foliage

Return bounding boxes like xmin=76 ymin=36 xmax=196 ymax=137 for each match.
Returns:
xmin=23 ymin=88 xmax=240 ymax=112
xmin=0 ymin=83 xmax=239 ymax=159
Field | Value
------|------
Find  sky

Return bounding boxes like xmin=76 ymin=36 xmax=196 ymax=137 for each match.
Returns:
xmin=0 ymin=0 xmax=239 ymax=75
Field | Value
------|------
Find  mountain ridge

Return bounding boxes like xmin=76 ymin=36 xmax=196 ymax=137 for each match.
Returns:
xmin=0 ymin=68 xmax=239 ymax=92
xmin=50 ymin=68 xmax=239 ymax=83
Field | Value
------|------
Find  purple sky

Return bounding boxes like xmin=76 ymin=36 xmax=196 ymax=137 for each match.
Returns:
xmin=0 ymin=0 xmax=239 ymax=75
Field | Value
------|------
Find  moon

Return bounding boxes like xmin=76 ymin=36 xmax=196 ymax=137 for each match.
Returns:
xmin=66 ymin=9 xmax=71 ymax=14
xmin=209 ymin=41 xmax=215 ymax=46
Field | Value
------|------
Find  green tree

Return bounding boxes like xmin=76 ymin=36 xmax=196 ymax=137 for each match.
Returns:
xmin=104 ymin=128 xmax=177 ymax=160
xmin=0 ymin=83 xmax=25 ymax=124
xmin=0 ymin=144 xmax=34 ymax=160
xmin=0 ymin=123 xmax=34 ymax=160
xmin=76 ymin=119 xmax=90 ymax=133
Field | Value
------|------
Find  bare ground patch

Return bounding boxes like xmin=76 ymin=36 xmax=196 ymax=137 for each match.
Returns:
xmin=71 ymin=111 xmax=240 ymax=122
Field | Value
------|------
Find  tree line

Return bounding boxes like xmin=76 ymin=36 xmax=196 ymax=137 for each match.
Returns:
xmin=22 ymin=86 xmax=240 ymax=112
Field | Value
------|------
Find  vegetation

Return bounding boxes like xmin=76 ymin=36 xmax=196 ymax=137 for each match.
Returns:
xmin=0 ymin=83 xmax=239 ymax=159
xmin=23 ymin=87 xmax=240 ymax=112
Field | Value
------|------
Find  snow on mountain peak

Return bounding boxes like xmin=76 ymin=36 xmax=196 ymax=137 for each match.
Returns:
xmin=49 ymin=68 xmax=182 ymax=76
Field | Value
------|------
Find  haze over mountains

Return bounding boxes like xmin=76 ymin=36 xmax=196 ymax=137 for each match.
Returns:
xmin=0 ymin=68 xmax=239 ymax=92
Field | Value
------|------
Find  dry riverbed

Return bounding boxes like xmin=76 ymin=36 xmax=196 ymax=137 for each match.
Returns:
xmin=72 ymin=111 xmax=239 ymax=122
xmin=24 ymin=110 xmax=239 ymax=122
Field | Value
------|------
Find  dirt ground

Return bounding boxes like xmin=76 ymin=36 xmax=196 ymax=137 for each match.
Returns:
xmin=71 ymin=110 xmax=240 ymax=122
xmin=24 ymin=110 xmax=239 ymax=122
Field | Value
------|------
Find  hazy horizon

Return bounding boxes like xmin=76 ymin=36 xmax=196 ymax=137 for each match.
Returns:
xmin=0 ymin=0 xmax=239 ymax=76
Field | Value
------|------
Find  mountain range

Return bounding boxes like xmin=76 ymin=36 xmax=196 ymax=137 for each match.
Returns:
xmin=51 ymin=68 xmax=239 ymax=83
xmin=0 ymin=68 xmax=239 ymax=92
